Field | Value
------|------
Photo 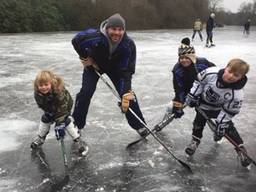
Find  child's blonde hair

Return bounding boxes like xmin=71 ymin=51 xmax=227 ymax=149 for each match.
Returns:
xmin=227 ymin=58 xmax=250 ymax=76
xmin=34 ymin=70 xmax=64 ymax=94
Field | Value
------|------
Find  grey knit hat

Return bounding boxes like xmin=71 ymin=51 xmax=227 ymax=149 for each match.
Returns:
xmin=106 ymin=13 xmax=125 ymax=29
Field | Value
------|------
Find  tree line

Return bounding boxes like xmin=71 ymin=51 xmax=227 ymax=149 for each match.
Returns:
xmin=0 ymin=0 xmax=255 ymax=33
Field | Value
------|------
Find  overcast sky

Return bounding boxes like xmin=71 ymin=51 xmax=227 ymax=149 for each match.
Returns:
xmin=222 ymin=0 xmax=254 ymax=12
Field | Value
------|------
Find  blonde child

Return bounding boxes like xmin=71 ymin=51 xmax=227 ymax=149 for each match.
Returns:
xmin=31 ymin=70 xmax=88 ymax=156
xmin=185 ymin=58 xmax=251 ymax=168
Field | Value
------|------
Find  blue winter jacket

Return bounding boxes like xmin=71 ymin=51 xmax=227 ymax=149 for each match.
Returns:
xmin=172 ymin=57 xmax=215 ymax=103
xmin=72 ymin=28 xmax=136 ymax=94
xmin=206 ymin=17 xmax=215 ymax=32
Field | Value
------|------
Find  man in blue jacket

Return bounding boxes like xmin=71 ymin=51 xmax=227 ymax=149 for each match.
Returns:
xmin=71 ymin=13 xmax=148 ymax=137
xmin=206 ymin=13 xmax=215 ymax=47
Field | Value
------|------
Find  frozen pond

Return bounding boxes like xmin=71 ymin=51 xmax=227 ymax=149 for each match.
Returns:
xmin=0 ymin=26 xmax=256 ymax=192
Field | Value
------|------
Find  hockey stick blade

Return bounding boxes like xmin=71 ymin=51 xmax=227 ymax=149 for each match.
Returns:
xmin=154 ymin=114 xmax=175 ymax=132
xmin=197 ymin=107 xmax=256 ymax=167
xmin=126 ymin=133 xmax=149 ymax=148
xmin=126 ymin=114 xmax=175 ymax=148
xmin=178 ymin=159 xmax=193 ymax=173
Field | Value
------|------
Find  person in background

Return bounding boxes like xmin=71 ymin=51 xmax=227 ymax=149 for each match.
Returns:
xmin=243 ymin=19 xmax=251 ymax=35
xmin=155 ymin=37 xmax=215 ymax=131
xmin=31 ymin=70 xmax=89 ymax=156
xmin=185 ymin=58 xmax=252 ymax=168
xmin=206 ymin=13 xmax=216 ymax=47
xmin=192 ymin=18 xmax=203 ymax=41
xmin=71 ymin=13 xmax=149 ymax=138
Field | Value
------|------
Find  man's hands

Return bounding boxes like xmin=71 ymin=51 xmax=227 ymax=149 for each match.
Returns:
xmin=121 ymin=91 xmax=135 ymax=113
xmin=80 ymin=57 xmax=100 ymax=70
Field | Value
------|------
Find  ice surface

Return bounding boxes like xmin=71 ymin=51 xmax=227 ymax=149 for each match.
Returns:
xmin=0 ymin=26 xmax=256 ymax=192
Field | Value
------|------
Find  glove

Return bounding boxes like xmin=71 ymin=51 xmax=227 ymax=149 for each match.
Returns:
xmin=54 ymin=123 xmax=66 ymax=140
xmin=80 ymin=57 xmax=99 ymax=69
xmin=215 ymin=121 xmax=229 ymax=138
xmin=121 ymin=91 xmax=135 ymax=113
xmin=172 ymin=101 xmax=184 ymax=118
xmin=185 ymin=93 xmax=199 ymax=108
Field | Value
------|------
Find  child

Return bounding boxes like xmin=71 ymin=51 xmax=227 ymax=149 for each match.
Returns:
xmin=31 ymin=70 xmax=89 ymax=156
xmin=185 ymin=58 xmax=252 ymax=167
xmin=156 ymin=37 xmax=215 ymax=131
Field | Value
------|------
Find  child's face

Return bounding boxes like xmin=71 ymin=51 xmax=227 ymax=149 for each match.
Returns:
xmin=223 ymin=67 xmax=243 ymax=83
xmin=38 ymin=82 xmax=51 ymax=94
xmin=179 ymin=56 xmax=192 ymax=67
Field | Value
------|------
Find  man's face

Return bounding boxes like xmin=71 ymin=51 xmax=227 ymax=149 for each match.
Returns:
xmin=222 ymin=67 xmax=243 ymax=83
xmin=106 ymin=27 xmax=124 ymax=42
xmin=179 ymin=56 xmax=192 ymax=67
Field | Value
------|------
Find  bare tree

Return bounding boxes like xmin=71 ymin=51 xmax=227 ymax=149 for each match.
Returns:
xmin=208 ymin=0 xmax=223 ymax=12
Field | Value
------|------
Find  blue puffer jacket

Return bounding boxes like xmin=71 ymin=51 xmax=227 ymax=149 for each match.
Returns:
xmin=172 ymin=57 xmax=215 ymax=103
xmin=72 ymin=28 xmax=136 ymax=94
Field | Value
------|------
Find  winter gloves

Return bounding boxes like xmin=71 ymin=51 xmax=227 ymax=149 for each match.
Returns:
xmin=185 ymin=93 xmax=199 ymax=108
xmin=167 ymin=101 xmax=184 ymax=118
xmin=121 ymin=91 xmax=135 ymax=113
xmin=54 ymin=123 xmax=66 ymax=140
xmin=80 ymin=57 xmax=100 ymax=70
xmin=214 ymin=121 xmax=230 ymax=141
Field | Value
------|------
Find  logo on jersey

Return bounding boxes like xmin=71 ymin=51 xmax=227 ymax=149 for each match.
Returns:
xmin=205 ymin=87 xmax=220 ymax=102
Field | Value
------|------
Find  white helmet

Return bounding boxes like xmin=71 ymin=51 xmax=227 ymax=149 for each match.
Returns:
xmin=210 ymin=13 xmax=215 ymax=18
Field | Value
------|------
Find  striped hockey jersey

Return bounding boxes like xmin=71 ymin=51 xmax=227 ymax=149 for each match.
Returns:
xmin=189 ymin=66 xmax=247 ymax=124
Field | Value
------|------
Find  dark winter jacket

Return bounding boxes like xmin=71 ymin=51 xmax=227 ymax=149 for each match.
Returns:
xmin=34 ymin=88 xmax=73 ymax=124
xmin=172 ymin=57 xmax=215 ymax=103
xmin=244 ymin=21 xmax=250 ymax=31
xmin=72 ymin=28 xmax=136 ymax=94
xmin=206 ymin=17 xmax=215 ymax=32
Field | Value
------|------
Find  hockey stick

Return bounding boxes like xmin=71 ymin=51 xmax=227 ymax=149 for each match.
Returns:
xmin=60 ymin=138 xmax=70 ymax=179
xmin=154 ymin=104 xmax=187 ymax=132
xmin=126 ymin=114 xmax=176 ymax=147
xmin=128 ymin=105 xmax=187 ymax=147
xmin=196 ymin=107 xmax=256 ymax=166
xmin=94 ymin=69 xmax=192 ymax=173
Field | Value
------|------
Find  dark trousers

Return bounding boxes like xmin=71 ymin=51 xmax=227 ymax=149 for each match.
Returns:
xmin=192 ymin=30 xmax=203 ymax=40
xmin=72 ymin=67 xmax=146 ymax=130
xmin=192 ymin=109 xmax=243 ymax=145
xmin=206 ymin=30 xmax=213 ymax=45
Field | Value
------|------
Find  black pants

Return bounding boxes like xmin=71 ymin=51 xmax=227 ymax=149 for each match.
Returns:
xmin=192 ymin=30 xmax=203 ymax=40
xmin=206 ymin=30 xmax=213 ymax=45
xmin=72 ymin=67 xmax=146 ymax=130
xmin=192 ymin=109 xmax=243 ymax=145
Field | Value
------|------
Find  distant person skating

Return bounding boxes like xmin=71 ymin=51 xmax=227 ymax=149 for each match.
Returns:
xmin=192 ymin=18 xmax=203 ymax=41
xmin=206 ymin=13 xmax=215 ymax=47
xmin=243 ymin=19 xmax=251 ymax=35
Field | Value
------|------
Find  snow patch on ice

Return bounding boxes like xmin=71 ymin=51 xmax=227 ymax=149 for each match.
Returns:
xmin=96 ymin=162 xmax=123 ymax=171
xmin=0 ymin=119 xmax=36 ymax=153
xmin=0 ymin=179 xmax=19 ymax=192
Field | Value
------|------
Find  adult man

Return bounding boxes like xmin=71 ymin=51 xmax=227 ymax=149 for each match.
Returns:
xmin=206 ymin=13 xmax=215 ymax=47
xmin=244 ymin=19 xmax=251 ymax=35
xmin=71 ymin=13 xmax=148 ymax=137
